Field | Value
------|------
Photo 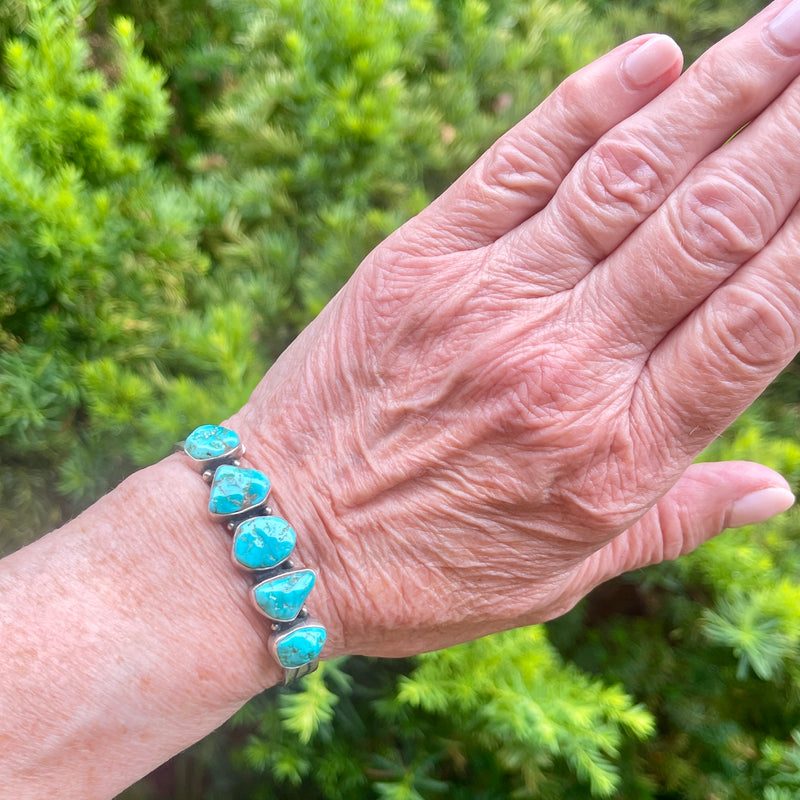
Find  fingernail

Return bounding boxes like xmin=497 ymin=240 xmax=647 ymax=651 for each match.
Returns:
xmin=621 ymin=35 xmax=680 ymax=89
xmin=767 ymin=0 xmax=800 ymax=54
xmin=728 ymin=487 xmax=795 ymax=528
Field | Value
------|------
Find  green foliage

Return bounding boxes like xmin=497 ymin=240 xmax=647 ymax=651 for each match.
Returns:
xmin=196 ymin=0 xmax=614 ymax=329
xmin=218 ymin=639 xmax=651 ymax=800
xmin=397 ymin=628 xmax=654 ymax=798
xmin=702 ymin=586 xmax=799 ymax=682
xmin=88 ymin=0 xmax=247 ymax=162
xmin=278 ymin=659 xmax=345 ymax=744
xmin=587 ymin=0 xmax=769 ymax=63
xmin=0 ymin=0 xmax=263 ymax=547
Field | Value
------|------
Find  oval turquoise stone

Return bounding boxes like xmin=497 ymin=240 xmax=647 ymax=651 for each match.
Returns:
xmin=275 ymin=626 xmax=327 ymax=669
xmin=253 ymin=569 xmax=316 ymax=622
xmin=185 ymin=424 xmax=240 ymax=460
xmin=233 ymin=516 xmax=296 ymax=570
xmin=209 ymin=465 xmax=270 ymax=516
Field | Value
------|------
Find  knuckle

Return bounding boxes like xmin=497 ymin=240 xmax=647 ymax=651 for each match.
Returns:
xmin=554 ymin=66 xmax=601 ymax=137
xmin=582 ymin=132 xmax=669 ymax=215
xmin=556 ymin=65 xmax=587 ymax=110
xmin=479 ymin=130 xmax=563 ymax=200
xmin=671 ymin=172 xmax=774 ymax=267
xmin=688 ymin=49 xmax=762 ymax=118
xmin=573 ymin=500 xmax=632 ymax=538
xmin=713 ymin=285 xmax=799 ymax=370
xmin=478 ymin=60 xmax=609 ymax=203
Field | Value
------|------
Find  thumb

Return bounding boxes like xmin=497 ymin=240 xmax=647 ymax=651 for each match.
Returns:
xmin=575 ymin=461 xmax=795 ymax=592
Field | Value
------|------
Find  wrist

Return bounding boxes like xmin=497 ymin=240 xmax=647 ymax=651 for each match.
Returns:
xmin=224 ymin=408 xmax=352 ymax=660
xmin=223 ymin=297 xmax=424 ymax=661
xmin=141 ymin=455 xmax=287 ymax=692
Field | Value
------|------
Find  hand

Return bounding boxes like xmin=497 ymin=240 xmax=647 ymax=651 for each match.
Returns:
xmin=233 ymin=0 xmax=800 ymax=659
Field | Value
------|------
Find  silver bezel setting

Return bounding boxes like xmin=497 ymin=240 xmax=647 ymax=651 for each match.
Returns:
xmin=179 ymin=437 xmax=245 ymax=481
xmin=251 ymin=567 xmax=317 ymax=623
xmin=269 ymin=616 xmax=325 ymax=679
xmin=179 ymin=425 xmax=325 ymax=685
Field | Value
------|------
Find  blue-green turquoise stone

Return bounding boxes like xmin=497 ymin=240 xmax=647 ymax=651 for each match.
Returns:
xmin=185 ymin=425 xmax=239 ymax=460
xmin=233 ymin=516 xmax=296 ymax=570
xmin=275 ymin=626 xmax=327 ymax=668
xmin=253 ymin=569 xmax=316 ymax=621
xmin=209 ymin=465 xmax=270 ymax=516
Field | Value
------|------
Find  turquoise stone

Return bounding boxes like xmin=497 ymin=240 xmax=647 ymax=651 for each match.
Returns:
xmin=253 ymin=569 xmax=316 ymax=621
xmin=232 ymin=516 xmax=296 ymax=570
xmin=185 ymin=424 xmax=239 ymax=460
xmin=209 ymin=465 xmax=270 ymax=516
xmin=275 ymin=625 xmax=327 ymax=668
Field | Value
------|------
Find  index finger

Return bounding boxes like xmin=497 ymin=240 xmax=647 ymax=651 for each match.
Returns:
xmin=403 ymin=34 xmax=683 ymax=252
xmin=488 ymin=0 xmax=800 ymax=296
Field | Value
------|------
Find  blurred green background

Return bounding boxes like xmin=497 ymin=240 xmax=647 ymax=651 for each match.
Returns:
xmin=5 ymin=0 xmax=800 ymax=797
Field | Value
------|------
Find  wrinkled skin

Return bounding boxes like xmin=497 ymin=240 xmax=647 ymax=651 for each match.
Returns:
xmin=232 ymin=2 xmax=800 ymax=659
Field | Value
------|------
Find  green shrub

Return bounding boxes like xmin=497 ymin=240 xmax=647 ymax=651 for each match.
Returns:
xmin=221 ymin=633 xmax=652 ymax=800
xmin=0 ymin=0 xmax=263 ymax=548
xmin=194 ymin=0 xmax=615 ymax=334
xmin=87 ymin=0 xmax=247 ymax=164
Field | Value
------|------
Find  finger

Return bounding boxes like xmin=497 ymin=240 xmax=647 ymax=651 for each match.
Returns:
xmin=568 ymin=461 xmax=794 ymax=595
xmin=578 ymin=65 xmax=800 ymax=354
xmin=488 ymin=0 xmax=800 ymax=295
xmin=635 ymin=206 xmax=800 ymax=459
xmin=402 ymin=34 xmax=683 ymax=254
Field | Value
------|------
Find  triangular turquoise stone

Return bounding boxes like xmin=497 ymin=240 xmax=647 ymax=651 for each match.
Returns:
xmin=253 ymin=569 xmax=315 ymax=622
xmin=209 ymin=465 xmax=270 ymax=516
xmin=274 ymin=626 xmax=327 ymax=668
xmin=185 ymin=424 xmax=239 ymax=460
